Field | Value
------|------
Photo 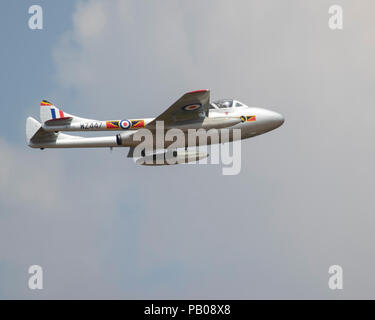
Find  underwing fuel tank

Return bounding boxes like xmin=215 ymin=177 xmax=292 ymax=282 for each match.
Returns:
xmin=135 ymin=150 xmax=209 ymax=166
xmin=170 ymin=116 xmax=241 ymax=130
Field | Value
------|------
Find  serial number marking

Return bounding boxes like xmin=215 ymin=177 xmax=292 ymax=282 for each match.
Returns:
xmin=80 ymin=122 xmax=103 ymax=130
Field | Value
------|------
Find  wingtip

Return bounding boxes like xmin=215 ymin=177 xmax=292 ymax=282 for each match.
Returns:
xmin=187 ymin=89 xmax=209 ymax=94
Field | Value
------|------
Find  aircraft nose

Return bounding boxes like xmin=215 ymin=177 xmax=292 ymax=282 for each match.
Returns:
xmin=270 ymin=111 xmax=285 ymax=129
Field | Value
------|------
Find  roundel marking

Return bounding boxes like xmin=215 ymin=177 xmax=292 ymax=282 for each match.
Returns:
xmin=120 ymin=120 xmax=131 ymax=129
xmin=182 ymin=103 xmax=202 ymax=111
xmin=240 ymin=116 xmax=246 ymax=122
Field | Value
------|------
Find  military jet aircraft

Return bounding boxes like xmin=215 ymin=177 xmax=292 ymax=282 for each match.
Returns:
xmin=26 ymin=90 xmax=284 ymax=165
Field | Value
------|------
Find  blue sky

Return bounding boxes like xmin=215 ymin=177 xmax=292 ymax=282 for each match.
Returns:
xmin=1 ymin=1 xmax=76 ymax=143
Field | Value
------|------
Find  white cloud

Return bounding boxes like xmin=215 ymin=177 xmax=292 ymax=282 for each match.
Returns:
xmin=74 ymin=1 xmax=108 ymax=41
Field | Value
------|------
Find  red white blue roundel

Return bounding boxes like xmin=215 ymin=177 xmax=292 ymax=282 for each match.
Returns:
xmin=120 ymin=120 xmax=131 ymax=129
xmin=182 ymin=103 xmax=202 ymax=111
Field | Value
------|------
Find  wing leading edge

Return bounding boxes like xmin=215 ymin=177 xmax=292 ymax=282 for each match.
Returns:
xmin=145 ymin=90 xmax=210 ymax=129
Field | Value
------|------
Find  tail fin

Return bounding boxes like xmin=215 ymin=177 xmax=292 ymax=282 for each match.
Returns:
xmin=40 ymin=100 xmax=73 ymax=124
xmin=26 ymin=117 xmax=42 ymax=143
xmin=26 ymin=116 xmax=58 ymax=147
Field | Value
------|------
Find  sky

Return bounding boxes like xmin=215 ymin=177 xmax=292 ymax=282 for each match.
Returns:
xmin=1 ymin=0 xmax=375 ymax=299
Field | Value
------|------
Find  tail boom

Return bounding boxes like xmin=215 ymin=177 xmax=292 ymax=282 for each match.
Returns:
xmin=28 ymin=134 xmax=119 ymax=149
xmin=26 ymin=117 xmax=120 ymax=149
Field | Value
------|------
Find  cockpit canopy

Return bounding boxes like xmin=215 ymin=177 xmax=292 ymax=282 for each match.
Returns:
xmin=209 ymin=99 xmax=247 ymax=110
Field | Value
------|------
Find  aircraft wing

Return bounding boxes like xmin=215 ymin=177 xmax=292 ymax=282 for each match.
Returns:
xmin=145 ymin=90 xmax=210 ymax=129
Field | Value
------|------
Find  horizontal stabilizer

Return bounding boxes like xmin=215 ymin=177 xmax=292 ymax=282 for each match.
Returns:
xmin=44 ymin=117 xmax=73 ymax=126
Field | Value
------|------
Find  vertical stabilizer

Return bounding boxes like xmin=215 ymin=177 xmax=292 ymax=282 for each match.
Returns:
xmin=40 ymin=100 xmax=73 ymax=123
